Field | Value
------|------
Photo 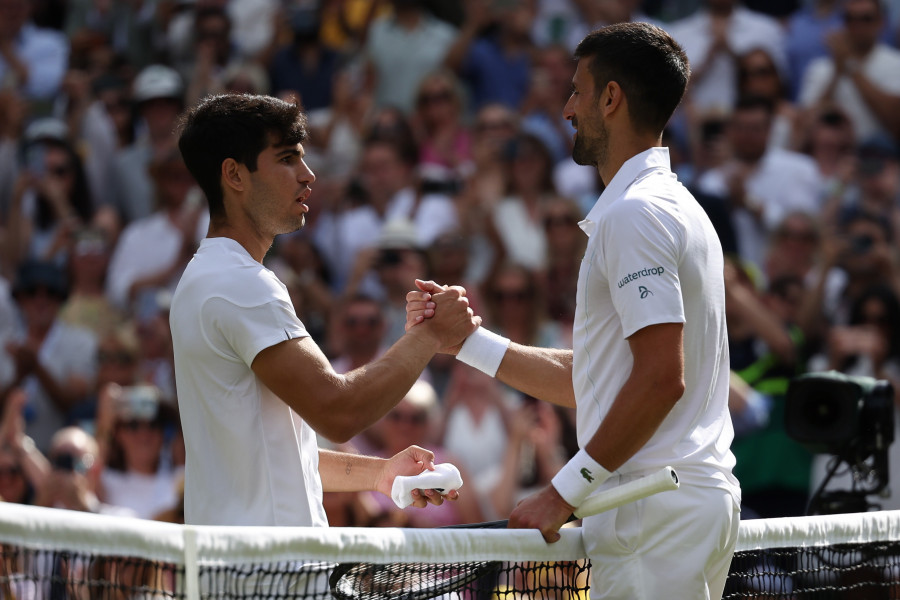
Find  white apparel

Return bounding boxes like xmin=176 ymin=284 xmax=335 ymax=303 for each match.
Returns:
xmin=696 ymin=148 xmax=822 ymax=272
xmin=101 ymin=466 xmax=184 ymax=520
xmin=799 ymin=43 xmax=900 ymax=143
xmin=0 ymin=320 xmax=97 ymax=452
xmin=106 ymin=208 xmax=209 ymax=313
xmin=666 ymin=8 xmax=786 ymax=114
xmin=170 ymin=237 xmax=326 ymax=527
xmin=313 ymin=187 xmax=458 ymax=291
xmin=574 ymin=147 xmax=740 ymax=597
xmin=491 ymin=197 xmax=548 ymax=271
xmin=575 ymin=147 xmax=739 ymax=495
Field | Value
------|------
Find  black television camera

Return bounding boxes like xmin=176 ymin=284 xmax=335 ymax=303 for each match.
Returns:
xmin=785 ymin=371 xmax=894 ymax=515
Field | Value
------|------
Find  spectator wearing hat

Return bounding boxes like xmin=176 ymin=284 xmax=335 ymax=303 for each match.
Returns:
xmin=798 ymin=0 xmax=900 ymax=143
xmin=367 ymin=219 xmax=431 ymax=345
xmin=0 ymin=0 xmax=69 ymax=101
xmin=110 ymin=64 xmax=185 ymax=224
xmin=1 ymin=260 xmax=98 ymax=452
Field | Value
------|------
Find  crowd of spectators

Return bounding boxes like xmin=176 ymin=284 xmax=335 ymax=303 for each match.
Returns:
xmin=1 ymin=0 xmax=900 ymax=526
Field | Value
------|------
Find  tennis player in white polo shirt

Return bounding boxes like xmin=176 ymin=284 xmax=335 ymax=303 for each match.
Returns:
xmin=408 ymin=23 xmax=741 ymax=599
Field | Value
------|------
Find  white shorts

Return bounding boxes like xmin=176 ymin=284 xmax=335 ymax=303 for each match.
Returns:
xmin=583 ymin=473 xmax=740 ymax=600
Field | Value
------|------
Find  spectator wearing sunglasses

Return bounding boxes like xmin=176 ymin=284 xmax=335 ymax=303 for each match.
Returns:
xmin=798 ymin=0 xmax=900 ymax=143
xmin=33 ymin=425 xmax=132 ymax=515
xmin=94 ymin=383 xmax=182 ymax=519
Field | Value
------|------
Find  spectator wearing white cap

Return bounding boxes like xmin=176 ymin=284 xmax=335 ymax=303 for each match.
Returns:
xmin=110 ymin=65 xmax=185 ymax=224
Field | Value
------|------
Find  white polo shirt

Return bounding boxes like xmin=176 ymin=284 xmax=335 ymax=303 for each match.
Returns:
xmin=574 ymin=148 xmax=739 ymax=498
xmin=170 ymin=237 xmax=327 ymax=527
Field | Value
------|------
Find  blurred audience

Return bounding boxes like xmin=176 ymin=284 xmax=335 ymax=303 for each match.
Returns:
xmin=2 ymin=0 xmax=900 ymax=524
xmin=798 ymin=0 xmax=900 ymax=143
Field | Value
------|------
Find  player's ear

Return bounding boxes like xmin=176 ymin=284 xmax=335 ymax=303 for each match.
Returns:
xmin=602 ymin=81 xmax=623 ymax=116
xmin=221 ymin=158 xmax=245 ymax=192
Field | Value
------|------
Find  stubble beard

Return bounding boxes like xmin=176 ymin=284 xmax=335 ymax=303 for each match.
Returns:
xmin=571 ymin=121 xmax=609 ymax=169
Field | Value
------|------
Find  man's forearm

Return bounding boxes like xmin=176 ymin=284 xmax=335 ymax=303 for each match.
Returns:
xmin=318 ymin=449 xmax=384 ymax=493
xmin=495 ymin=343 xmax=577 ymax=408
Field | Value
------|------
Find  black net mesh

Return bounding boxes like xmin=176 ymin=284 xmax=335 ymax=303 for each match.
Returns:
xmin=724 ymin=541 xmax=900 ymax=599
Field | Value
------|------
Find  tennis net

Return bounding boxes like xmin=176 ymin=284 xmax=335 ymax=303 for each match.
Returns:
xmin=2 ymin=503 xmax=900 ymax=599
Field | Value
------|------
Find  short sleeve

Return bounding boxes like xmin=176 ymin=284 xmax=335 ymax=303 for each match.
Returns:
xmin=602 ymin=199 xmax=686 ymax=339
xmin=203 ymin=295 xmax=309 ymax=367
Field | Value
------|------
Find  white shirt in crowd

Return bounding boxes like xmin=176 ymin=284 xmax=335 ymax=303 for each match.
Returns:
xmin=696 ymin=147 xmax=822 ymax=272
xmin=667 ymin=7 xmax=786 ymax=114
xmin=799 ymin=43 xmax=900 ymax=143
xmin=170 ymin=237 xmax=326 ymax=527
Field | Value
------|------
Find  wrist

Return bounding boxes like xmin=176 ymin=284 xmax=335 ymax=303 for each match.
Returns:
xmin=455 ymin=327 xmax=510 ymax=377
xmin=551 ymin=448 xmax=611 ymax=508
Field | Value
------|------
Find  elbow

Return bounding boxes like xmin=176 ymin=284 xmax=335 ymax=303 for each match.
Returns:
xmin=314 ymin=415 xmax=361 ymax=445
xmin=662 ymin=376 xmax=685 ymax=409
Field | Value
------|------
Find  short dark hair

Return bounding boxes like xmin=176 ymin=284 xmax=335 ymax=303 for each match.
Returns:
xmin=574 ymin=22 xmax=690 ymax=136
xmin=176 ymin=94 xmax=308 ymax=219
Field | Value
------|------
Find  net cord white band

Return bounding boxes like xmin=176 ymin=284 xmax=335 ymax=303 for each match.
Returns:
xmin=455 ymin=327 xmax=510 ymax=377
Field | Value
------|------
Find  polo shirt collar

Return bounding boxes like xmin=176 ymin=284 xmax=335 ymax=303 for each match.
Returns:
xmin=579 ymin=147 xmax=671 ymax=236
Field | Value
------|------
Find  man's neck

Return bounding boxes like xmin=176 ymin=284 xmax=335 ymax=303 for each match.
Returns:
xmin=598 ymin=133 xmax=661 ymax=188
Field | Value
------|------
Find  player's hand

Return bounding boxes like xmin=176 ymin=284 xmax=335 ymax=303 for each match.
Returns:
xmin=508 ymin=485 xmax=574 ymax=544
xmin=378 ymin=445 xmax=459 ymax=508
xmin=408 ymin=280 xmax=480 ymax=354
xmin=405 ymin=279 xmax=446 ymax=329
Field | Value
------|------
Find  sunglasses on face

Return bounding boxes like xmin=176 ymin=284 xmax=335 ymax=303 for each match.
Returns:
xmin=387 ymin=411 xmax=428 ymax=425
xmin=418 ymin=90 xmax=453 ymax=107
xmin=843 ymin=11 xmax=879 ymax=24
xmin=119 ymin=419 xmax=163 ymax=432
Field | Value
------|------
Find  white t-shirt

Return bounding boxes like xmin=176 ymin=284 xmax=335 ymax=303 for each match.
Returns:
xmin=799 ymin=43 xmax=900 ymax=143
xmin=696 ymin=148 xmax=822 ymax=272
xmin=574 ymin=147 xmax=739 ymax=499
xmin=170 ymin=237 xmax=326 ymax=527
xmin=667 ymin=7 xmax=786 ymax=114
xmin=101 ymin=466 xmax=184 ymax=520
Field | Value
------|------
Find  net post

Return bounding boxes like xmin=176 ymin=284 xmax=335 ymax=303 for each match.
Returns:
xmin=183 ymin=525 xmax=200 ymax=600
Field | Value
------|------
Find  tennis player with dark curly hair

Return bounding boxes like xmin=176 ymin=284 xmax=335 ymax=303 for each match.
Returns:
xmin=171 ymin=94 xmax=479 ymax=527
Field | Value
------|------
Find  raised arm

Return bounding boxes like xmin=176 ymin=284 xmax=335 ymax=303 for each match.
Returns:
xmin=252 ymin=287 xmax=479 ymax=443
xmin=407 ymin=279 xmax=576 ymax=407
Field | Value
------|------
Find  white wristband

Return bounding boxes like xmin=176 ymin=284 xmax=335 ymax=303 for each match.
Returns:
xmin=551 ymin=449 xmax=612 ymax=508
xmin=455 ymin=327 xmax=510 ymax=377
